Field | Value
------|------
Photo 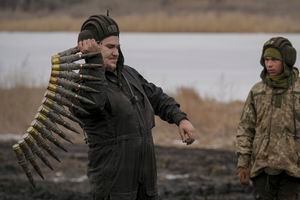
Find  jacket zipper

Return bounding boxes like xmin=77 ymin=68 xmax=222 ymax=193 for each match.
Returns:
xmin=121 ymin=72 xmax=147 ymax=183
xmin=267 ymin=91 xmax=274 ymax=147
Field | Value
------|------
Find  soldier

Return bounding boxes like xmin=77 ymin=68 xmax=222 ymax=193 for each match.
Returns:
xmin=72 ymin=14 xmax=196 ymax=200
xmin=236 ymin=37 xmax=300 ymax=200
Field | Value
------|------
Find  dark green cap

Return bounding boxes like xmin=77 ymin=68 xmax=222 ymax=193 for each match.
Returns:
xmin=263 ymin=48 xmax=282 ymax=60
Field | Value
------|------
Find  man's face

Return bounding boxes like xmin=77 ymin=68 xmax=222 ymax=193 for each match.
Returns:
xmin=264 ymin=57 xmax=284 ymax=76
xmin=99 ymin=36 xmax=120 ymax=71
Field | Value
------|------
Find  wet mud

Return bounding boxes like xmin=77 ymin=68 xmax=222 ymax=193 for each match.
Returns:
xmin=0 ymin=141 xmax=297 ymax=200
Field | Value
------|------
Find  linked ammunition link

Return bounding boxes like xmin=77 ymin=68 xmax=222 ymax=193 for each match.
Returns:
xmin=12 ymin=47 xmax=101 ymax=187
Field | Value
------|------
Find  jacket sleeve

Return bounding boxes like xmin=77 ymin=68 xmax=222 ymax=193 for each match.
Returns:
xmin=72 ymin=55 xmax=109 ymax=117
xmin=236 ymin=90 xmax=256 ymax=168
xmin=133 ymin=68 xmax=187 ymax=125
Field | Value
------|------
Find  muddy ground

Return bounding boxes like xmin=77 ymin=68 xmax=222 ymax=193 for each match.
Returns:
xmin=0 ymin=140 xmax=297 ymax=200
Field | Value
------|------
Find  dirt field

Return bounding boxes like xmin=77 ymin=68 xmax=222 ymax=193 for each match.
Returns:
xmin=0 ymin=139 xmax=256 ymax=200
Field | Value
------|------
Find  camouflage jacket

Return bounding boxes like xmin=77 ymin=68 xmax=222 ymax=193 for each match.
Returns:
xmin=236 ymin=77 xmax=300 ymax=178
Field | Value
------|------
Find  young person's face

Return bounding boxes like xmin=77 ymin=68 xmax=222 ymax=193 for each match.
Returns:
xmin=264 ymin=57 xmax=284 ymax=76
xmin=99 ymin=36 xmax=120 ymax=71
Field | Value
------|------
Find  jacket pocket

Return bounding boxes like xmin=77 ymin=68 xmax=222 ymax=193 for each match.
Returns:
xmin=88 ymin=145 xmax=114 ymax=169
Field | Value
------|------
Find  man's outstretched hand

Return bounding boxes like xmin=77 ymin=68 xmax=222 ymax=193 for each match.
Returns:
xmin=178 ymin=119 xmax=196 ymax=145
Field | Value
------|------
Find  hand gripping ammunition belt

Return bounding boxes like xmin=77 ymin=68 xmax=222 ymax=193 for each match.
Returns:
xmin=12 ymin=47 xmax=103 ymax=187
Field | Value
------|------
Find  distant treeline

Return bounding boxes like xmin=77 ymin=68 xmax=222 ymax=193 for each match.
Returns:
xmin=0 ymin=0 xmax=171 ymax=17
xmin=2 ymin=0 xmax=300 ymax=17
xmin=0 ymin=0 xmax=82 ymax=11
xmin=1 ymin=0 xmax=300 ymax=32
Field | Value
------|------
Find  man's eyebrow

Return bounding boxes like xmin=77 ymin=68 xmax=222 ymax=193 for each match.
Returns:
xmin=106 ymin=43 xmax=120 ymax=47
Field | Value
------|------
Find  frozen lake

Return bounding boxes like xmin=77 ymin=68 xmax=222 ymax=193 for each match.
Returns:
xmin=1 ymin=32 xmax=300 ymax=101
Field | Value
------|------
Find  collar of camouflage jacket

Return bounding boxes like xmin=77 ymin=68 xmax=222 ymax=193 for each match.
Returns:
xmin=261 ymin=66 xmax=299 ymax=89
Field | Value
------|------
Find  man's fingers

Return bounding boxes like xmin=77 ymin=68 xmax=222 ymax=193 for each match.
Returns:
xmin=186 ymin=130 xmax=194 ymax=139
xmin=241 ymin=172 xmax=245 ymax=180
xmin=78 ymin=41 xmax=82 ymax=47
xmin=179 ymin=127 xmax=184 ymax=141
xmin=182 ymin=131 xmax=195 ymax=145
xmin=83 ymin=40 xmax=91 ymax=49
xmin=184 ymin=132 xmax=195 ymax=145
xmin=240 ymin=173 xmax=246 ymax=185
xmin=184 ymin=138 xmax=195 ymax=145
xmin=78 ymin=40 xmax=89 ymax=53
xmin=178 ymin=120 xmax=196 ymax=145
xmin=78 ymin=41 xmax=83 ymax=52
xmin=239 ymin=170 xmax=250 ymax=186
xmin=78 ymin=39 xmax=99 ymax=54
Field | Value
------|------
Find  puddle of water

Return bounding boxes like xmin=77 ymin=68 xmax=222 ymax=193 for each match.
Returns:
xmin=52 ymin=172 xmax=87 ymax=183
xmin=165 ymin=174 xmax=190 ymax=180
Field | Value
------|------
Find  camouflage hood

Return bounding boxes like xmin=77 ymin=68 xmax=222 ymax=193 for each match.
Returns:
xmin=260 ymin=36 xmax=297 ymax=68
xmin=260 ymin=37 xmax=298 ymax=89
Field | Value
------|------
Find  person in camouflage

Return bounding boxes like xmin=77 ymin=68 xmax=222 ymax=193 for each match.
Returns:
xmin=236 ymin=37 xmax=300 ymax=200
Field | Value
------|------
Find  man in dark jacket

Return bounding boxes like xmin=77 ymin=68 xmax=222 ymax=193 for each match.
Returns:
xmin=74 ymin=14 xmax=196 ymax=200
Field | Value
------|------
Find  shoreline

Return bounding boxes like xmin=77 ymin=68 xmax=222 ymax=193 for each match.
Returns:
xmin=1 ymin=13 xmax=299 ymax=33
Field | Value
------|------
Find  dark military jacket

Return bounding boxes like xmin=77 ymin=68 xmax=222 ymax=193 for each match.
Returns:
xmin=237 ymin=78 xmax=300 ymax=178
xmin=73 ymin=59 xmax=187 ymax=199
